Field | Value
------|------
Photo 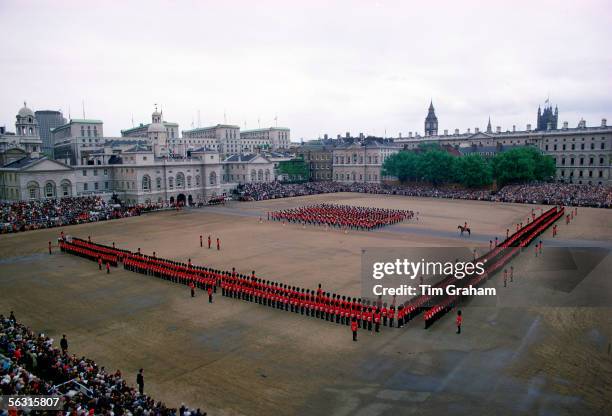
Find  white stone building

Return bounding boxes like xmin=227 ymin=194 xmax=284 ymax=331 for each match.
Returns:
xmin=221 ymin=153 xmax=275 ymax=184
xmin=181 ymin=125 xmax=291 ymax=155
xmin=181 ymin=124 xmax=241 ymax=155
xmin=240 ymin=127 xmax=291 ymax=152
xmin=332 ymin=142 xmax=400 ymax=183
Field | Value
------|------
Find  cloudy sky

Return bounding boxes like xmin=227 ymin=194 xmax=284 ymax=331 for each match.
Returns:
xmin=1 ymin=0 xmax=611 ymax=140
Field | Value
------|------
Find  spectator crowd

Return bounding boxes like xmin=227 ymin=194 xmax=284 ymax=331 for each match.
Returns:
xmin=1 ymin=313 xmax=205 ymax=415
xmin=0 ymin=197 xmax=178 ymax=234
xmin=239 ymin=181 xmax=612 ymax=208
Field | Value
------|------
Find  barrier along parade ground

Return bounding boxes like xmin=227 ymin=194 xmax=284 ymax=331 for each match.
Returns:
xmin=1 ymin=192 xmax=611 ymax=415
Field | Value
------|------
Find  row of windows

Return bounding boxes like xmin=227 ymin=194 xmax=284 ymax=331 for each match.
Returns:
xmin=559 ymin=156 xmax=608 ymax=166
xmin=26 ymin=180 xmax=72 ymax=199
xmin=311 ymin=163 xmax=331 ymax=170
xmin=82 ymin=169 xmax=109 ymax=176
xmin=545 ymin=136 xmax=607 ymax=142
xmin=141 ymin=172 xmax=217 ymax=191
xmin=546 ymin=142 xmax=606 ymax=151
xmin=223 ymin=169 xmax=271 ymax=182
xmin=558 ymin=169 xmax=605 ymax=178
xmin=334 ymin=155 xmax=380 ymax=165
xmin=334 ymin=173 xmax=379 ymax=181
xmin=313 ymin=172 xmax=331 ymax=180
xmin=83 ymin=182 xmax=108 ymax=191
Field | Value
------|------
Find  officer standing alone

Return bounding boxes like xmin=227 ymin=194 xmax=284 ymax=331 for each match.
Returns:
xmin=456 ymin=310 xmax=462 ymax=334
xmin=351 ymin=318 xmax=358 ymax=341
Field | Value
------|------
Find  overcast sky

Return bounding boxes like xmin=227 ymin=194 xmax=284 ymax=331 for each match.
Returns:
xmin=1 ymin=0 xmax=611 ymax=140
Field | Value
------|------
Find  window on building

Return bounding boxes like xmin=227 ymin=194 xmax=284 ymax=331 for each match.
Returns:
xmin=83 ymin=170 xmax=87 ymax=176
xmin=84 ymin=183 xmax=88 ymax=191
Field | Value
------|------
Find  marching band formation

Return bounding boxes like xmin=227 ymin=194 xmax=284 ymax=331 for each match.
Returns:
xmin=268 ymin=204 xmax=413 ymax=230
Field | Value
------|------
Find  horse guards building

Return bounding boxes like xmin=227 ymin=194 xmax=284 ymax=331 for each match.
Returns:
xmin=0 ymin=100 xmax=610 ymax=203
xmin=0 ymin=103 xmax=291 ymax=204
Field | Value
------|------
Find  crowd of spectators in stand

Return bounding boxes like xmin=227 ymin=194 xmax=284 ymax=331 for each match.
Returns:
xmin=0 ymin=195 xmax=230 ymax=234
xmin=239 ymin=181 xmax=612 ymax=208
xmin=1 ymin=313 xmax=205 ymax=415
xmin=0 ymin=197 xmax=131 ymax=233
xmin=493 ymin=183 xmax=612 ymax=207
xmin=0 ymin=197 xmax=174 ymax=234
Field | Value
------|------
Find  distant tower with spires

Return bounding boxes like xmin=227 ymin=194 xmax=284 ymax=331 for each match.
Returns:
xmin=424 ymin=101 xmax=438 ymax=136
xmin=537 ymin=100 xmax=558 ymax=131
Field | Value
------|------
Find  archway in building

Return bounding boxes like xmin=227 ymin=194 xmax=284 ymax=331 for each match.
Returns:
xmin=170 ymin=196 xmax=175 ymax=204
xmin=177 ymin=193 xmax=186 ymax=206
xmin=188 ymin=194 xmax=194 ymax=206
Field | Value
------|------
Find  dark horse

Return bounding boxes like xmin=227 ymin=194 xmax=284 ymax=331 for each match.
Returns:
xmin=458 ymin=225 xmax=471 ymax=236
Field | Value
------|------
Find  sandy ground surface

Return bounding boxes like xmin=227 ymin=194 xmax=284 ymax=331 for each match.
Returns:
xmin=1 ymin=193 xmax=611 ymax=416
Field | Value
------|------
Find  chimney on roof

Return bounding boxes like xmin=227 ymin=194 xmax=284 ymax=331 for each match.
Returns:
xmin=526 ymin=124 xmax=531 ymax=131
xmin=467 ymin=128 xmax=471 ymax=134
xmin=496 ymin=126 xmax=501 ymax=133
xmin=443 ymin=129 xmax=448 ymax=135
xmin=454 ymin=128 xmax=459 ymax=135
xmin=512 ymin=125 xmax=516 ymax=132
xmin=399 ymin=132 xmax=402 ymax=138
xmin=563 ymin=121 xmax=568 ymax=129
xmin=409 ymin=132 xmax=413 ymax=138
xmin=602 ymin=118 xmax=607 ymax=127
xmin=475 ymin=127 xmax=479 ymax=133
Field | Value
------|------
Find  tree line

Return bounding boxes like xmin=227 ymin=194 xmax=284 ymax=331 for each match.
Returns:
xmin=381 ymin=144 xmax=556 ymax=188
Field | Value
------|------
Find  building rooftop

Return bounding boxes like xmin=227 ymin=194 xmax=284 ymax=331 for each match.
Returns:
xmin=183 ymin=124 xmax=240 ymax=134
xmin=121 ymin=121 xmax=178 ymax=134
xmin=223 ymin=153 xmax=262 ymax=163
xmin=2 ymin=156 xmax=44 ymax=169
xmin=241 ymin=127 xmax=290 ymax=133
xmin=51 ymin=119 xmax=103 ymax=132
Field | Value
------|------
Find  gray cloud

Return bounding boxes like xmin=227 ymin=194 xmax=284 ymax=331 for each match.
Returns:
xmin=1 ymin=0 xmax=611 ymax=140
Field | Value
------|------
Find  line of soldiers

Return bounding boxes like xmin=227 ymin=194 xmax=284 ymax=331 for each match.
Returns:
xmin=63 ymin=238 xmax=412 ymax=332
xmin=269 ymin=203 xmax=413 ymax=230
xmin=59 ymin=240 xmax=118 ymax=267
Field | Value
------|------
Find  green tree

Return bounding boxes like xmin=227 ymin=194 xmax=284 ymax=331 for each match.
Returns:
xmin=417 ymin=149 xmax=456 ymax=185
xmin=534 ymin=153 xmax=556 ymax=181
xmin=453 ymin=154 xmax=492 ymax=187
xmin=492 ymin=147 xmax=553 ymax=186
xmin=382 ymin=151 xmax=420 ymax=182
